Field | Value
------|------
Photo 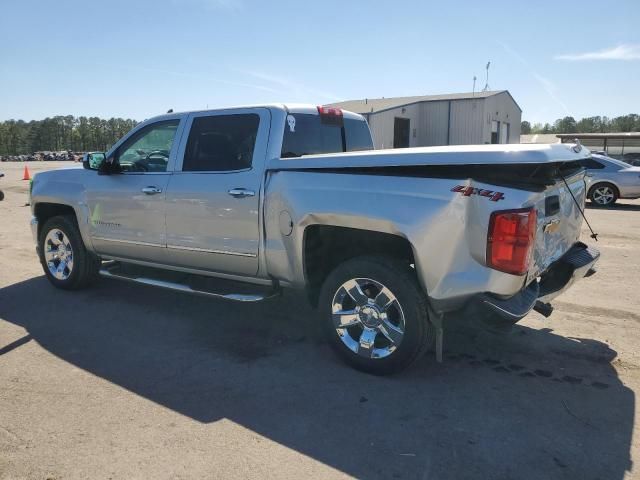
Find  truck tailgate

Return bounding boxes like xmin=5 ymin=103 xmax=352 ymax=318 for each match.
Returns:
xmin=528 ymin=170 xmax=586 ymax=280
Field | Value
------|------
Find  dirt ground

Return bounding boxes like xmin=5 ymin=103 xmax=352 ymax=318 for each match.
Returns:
xmin=1 ymin=161 xmax=639 ymax=479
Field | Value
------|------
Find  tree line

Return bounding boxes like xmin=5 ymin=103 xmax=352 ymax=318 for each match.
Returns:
xmin=0 ymin=116 xmax=138 ymax=156
xmin=521 ymin=114 xmax=640 ymax=135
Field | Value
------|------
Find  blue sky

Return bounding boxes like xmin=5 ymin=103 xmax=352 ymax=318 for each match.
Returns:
xmin=1 ymin=0 xmax=638 ymax=124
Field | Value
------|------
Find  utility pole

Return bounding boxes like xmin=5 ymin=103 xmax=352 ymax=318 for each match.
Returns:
xmin=482 ymin=61 xmax=491 ymax=92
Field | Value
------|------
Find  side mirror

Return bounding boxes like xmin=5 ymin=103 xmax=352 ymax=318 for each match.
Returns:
xmin=83 ymin=152 xmax=106 ymax=170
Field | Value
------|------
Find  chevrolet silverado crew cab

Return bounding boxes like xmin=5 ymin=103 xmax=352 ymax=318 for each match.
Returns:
xmin=30 ymin=104 xmax=599 ymax=374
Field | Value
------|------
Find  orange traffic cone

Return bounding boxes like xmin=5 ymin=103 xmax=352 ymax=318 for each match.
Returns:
xmin=22 ymin=165 xmax=31 ymax=181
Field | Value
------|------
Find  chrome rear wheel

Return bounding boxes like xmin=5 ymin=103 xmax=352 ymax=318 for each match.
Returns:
xmin=319 ymin=256 xmax=434 ymax=375
xmin=332 ymin=278 xmax=406 ymax=359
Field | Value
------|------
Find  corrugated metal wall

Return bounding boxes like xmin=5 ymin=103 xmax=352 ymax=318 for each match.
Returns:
xmin=365 ymin=92 xmax=521 ymax=148
xmin=419 ymin=101 xmax=449 ymax=146
xmin=449 ymin=99 xmax=484 ymax=145
xmin=366 ymin=104 xmax=421 ymax=149
xmin=482 ymin=92 xmax=522 ymax=144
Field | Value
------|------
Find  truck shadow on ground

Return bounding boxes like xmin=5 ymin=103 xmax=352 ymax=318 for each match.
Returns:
xmin=0 ymin=277 xmax=634 ymax=480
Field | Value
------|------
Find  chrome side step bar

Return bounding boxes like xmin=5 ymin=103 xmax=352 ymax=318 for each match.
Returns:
xmin=99 ymin=262 xmax=280 ymax=302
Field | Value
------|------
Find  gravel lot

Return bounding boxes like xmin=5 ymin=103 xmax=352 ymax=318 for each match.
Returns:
xmin=1 ymin=161 xmax=639 ymax=479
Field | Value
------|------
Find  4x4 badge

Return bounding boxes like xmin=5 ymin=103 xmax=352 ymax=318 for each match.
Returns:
xmin=451 ymin=185 xmax=505 ymax=202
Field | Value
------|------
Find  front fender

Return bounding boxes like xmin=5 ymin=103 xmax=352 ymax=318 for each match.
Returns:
xmin=31 ymin=170 xmax=94 ymax=252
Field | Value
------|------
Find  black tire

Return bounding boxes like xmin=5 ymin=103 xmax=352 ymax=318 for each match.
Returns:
xmin=0 ymin=190 xmax=4 ymax=201
xmin=589 ymin=183 xmax=618 ymax=206
xmin=318 ymin=256 xmax=435 ymax=375
xmin=39 ymin=214 xmax=101 ymax=290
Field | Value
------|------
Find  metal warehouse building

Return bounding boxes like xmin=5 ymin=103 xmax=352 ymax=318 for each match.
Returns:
xmin=330 ymin=90 xmax=521 ymax=149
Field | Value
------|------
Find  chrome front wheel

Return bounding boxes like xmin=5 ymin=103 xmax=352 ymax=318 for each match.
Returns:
xmin=332 ymin=278 xmax=406 ymax=359
xmin=39 ymin=214 xmax=100 ymax=290
xmin=44 ymin=228 xmax=74 ymax=280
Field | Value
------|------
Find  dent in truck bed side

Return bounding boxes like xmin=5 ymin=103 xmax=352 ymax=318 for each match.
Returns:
xmin=263 ymin=170 xmax=538 ymax=311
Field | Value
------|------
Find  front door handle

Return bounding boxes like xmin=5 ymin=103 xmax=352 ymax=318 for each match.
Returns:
xmin=141 ymin=186 xmax=163 ymax=195
xmin=228 ymin=188 xmax=256 ymax=198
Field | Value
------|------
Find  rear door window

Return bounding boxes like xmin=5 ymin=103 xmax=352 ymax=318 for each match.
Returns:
xmin=182 ymin=114 xmax=259 ymax=171
xmin=281 ymin=114 xmax=372 ymax=158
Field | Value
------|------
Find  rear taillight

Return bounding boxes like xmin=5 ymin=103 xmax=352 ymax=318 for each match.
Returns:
xmin=487 ymin=207 xmax=537 ymax=275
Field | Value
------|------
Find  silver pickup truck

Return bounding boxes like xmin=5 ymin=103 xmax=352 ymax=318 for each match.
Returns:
xmin=30 ymin=104 xmax=599 ymax=374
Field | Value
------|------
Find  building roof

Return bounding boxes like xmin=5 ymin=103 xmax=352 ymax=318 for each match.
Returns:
xmin=328 ymin=90 xmax=520 ymax=115
xmin=556 ymin=132 xmax=640 ymax=140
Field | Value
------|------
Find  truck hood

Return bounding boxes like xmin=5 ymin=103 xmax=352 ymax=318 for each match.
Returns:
xmin=32 ymin=164 xmax=88 ymax=184
xmin=267 ymin=143 xmax=590 ymax=170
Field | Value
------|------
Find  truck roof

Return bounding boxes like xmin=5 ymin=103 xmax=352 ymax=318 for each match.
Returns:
xmin=143 ymin=103 xmax=365 ymax=123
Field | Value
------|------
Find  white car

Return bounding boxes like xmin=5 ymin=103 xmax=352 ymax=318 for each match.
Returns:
xmin=583 ymin=154 xmax=640 ymax=206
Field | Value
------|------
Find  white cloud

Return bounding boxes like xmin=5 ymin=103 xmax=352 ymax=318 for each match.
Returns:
xmin=104 ymin=64 xmax=279 ymax=94
xmin=555 ymin=44 xmax=640 ymax=61
xmin=499 ymin=42 xmax=572 ymax=116
xmin=242 ymin=70 xmax=342 ymax=102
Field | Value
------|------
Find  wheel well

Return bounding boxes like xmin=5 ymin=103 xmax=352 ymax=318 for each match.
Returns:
xmin=34 ymin=203 xmax=76 ymax=238
xmin=589 ymin=182 xmax=619 ymax=198
xmin=303 ymin=225 xmax=415 ymax=307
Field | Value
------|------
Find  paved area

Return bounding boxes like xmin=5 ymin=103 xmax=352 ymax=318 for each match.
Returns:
xmin=0 ymin=161 xmax=639 ymax=479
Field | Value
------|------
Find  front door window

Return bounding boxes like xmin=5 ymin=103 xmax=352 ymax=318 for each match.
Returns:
xmin=116 ymin=120 xmax=180 ymax=173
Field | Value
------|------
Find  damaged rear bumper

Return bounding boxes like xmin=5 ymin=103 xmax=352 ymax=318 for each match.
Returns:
xmin=477 ymin=242 xmax=599 ymax=323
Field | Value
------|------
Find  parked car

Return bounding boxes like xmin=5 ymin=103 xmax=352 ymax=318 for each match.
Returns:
xmin=29 ymin=104 xmax=599 ymax=374
xmin=622 ymin=152 xmax=640 ymax=167
xmin=582 ymin=153 xmax=640 ymax=206
xmin=0 ymin=172 xmax=4 ymax=201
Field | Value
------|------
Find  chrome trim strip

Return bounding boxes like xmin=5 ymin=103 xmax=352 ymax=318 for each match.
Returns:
xmin=172 ymin=168 xmax=252 ymax=175
xmin=93 ymin=236 xmax=164 ymax=248
xmin=99 ymin=263 xmax=279 ymax=302
xmin=100 ymin=256 xmax=281 ymax=286
xmin=166 ymin=244 xmax=257 ymax=257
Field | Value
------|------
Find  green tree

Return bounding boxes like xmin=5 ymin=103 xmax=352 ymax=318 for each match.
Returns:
xmin=553 ymin=116 xmax=577 ymax=134
xmin=0 ymin=115 xmax=138 ymax=155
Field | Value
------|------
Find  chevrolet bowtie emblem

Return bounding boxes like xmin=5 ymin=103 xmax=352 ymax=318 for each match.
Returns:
xmin=544 ymin=219 xmax=560 ymax=234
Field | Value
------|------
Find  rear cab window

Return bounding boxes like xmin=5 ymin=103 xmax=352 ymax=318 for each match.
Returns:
xmin=281 ymin=109 xmax=373 ymax=158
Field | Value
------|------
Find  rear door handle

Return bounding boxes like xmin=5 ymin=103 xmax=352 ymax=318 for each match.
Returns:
xmin=228 ymin=188 xmax=255 ymax=198
xmin=141 ymin=186 xmax=163 ymax=195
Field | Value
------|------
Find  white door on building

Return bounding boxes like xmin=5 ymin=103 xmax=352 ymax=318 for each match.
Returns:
xmin=500 ymin=122 xmax=509 ymax=143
